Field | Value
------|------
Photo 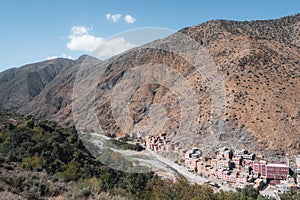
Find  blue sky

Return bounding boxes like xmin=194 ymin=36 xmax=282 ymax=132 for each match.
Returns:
xmin=0 ymin=0 xmax=299 ymax=72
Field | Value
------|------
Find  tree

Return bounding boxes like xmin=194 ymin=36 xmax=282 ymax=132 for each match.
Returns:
xmin=238 ymin=185 xmax=259 ymax=200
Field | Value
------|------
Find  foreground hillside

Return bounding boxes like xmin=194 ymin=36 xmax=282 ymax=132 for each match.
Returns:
xmin=0 ymin=14 xmax=299 ymax=159
xmin=0 ymin=109 xmax=155 ymax=199
xmin=1 ymin=110 xmax=287 ymax=200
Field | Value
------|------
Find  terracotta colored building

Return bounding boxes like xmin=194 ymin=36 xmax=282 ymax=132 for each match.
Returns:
xmin=251 ymin=161 xmax=289 ymax=180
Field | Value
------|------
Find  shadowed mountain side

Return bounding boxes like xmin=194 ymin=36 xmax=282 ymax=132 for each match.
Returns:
xmin=0 ymin=55 xmax=102 ymax=126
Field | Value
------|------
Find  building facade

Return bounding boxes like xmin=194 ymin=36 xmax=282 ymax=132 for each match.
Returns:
xmin=251 ymin=161 xmax=289 ymax=180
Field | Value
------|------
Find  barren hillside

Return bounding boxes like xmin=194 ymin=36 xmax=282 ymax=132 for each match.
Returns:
xmin=0 ymin=14 xmax=299 ymax=159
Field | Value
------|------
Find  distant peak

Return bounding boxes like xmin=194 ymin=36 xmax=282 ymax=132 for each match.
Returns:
xmin=77 ymin=54 xmax=90 ymax=60
xmin=76 ymin=54 xmax=101 ymax=63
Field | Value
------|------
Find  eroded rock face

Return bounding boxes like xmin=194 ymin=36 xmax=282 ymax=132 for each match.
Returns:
xmin=0 ymin=14 xmax=299 ymax=158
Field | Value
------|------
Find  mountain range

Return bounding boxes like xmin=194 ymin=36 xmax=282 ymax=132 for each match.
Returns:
xmin=0 ymin=14 xmax=299 ymax=160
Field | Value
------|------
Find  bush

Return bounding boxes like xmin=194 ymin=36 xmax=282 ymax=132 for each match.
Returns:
xmin=20 ymin=155 xmax=42 ymax=171
xmin=110 ymin=139 xmax=144 ymax=151
xmin=25 ymin=119 xmax=34 ymax=129
xmin=55 ymin=161 xmax=81 ymax=181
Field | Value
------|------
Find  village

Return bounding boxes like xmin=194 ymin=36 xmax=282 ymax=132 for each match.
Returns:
xmin=136 ymin=133 xmax=300 ymax=200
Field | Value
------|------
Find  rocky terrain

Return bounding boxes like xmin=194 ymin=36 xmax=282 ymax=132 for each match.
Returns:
xmin=178 ymin=14 xmax=300 ymax=157
xmin=0 ymin=14 xmax=299 ymax=159
xmin=0 ymin=55 xmax=101 ymax=126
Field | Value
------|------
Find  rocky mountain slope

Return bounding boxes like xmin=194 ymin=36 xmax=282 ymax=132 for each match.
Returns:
xmin=90 ymin=14 xmax=300 ymax=158
xmin=0 ymin=14 xmax=299 ymax=159
xmin=0 ymin=55 xmax=101 ymax=126
xmin=0 ymin=58 xmax=74 ymax=111
xmin=179 ymin=14 xmax=300 ymax=156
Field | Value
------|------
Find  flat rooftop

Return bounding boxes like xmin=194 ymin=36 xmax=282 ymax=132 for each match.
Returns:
xmin=267 ymin=163 xmax=288 ymax=168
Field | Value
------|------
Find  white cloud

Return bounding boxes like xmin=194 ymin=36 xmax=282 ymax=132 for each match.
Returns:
xmin=47 ymin=53 xmax=74 ymax=60
xmin=70 ymin=26 xmax=89 ymax=35
xmin=67 ymin=35 xmax=103 ymax=51
xmin=67 ymin=26 xmax=103 ymax=52
xmin=105 ymin=13 xmax=136 ymax=24
xmin=66 ymin=26 xmax=136 ymax=59
xmin=111 ymin=14 xmax=122 ymax=22
xmin=124 ymin=15 xmax=136 ymax=24
xmin=105 ymin=13 xmax=122 ymax=23
xmin=93 ymin=37 xmax=135 ymax=59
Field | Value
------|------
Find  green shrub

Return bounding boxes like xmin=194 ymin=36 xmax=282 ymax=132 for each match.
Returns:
xmin=110 ymin=139 xmax=144 ymax=151
xmin=25 ymin=119 xmax=34 ymax=129
xmin=20 ymin=155 xmax=42 ymax=171
xmin=75 ymin=177 xmax=103 ymax=193
xmin=55 ymin=161 xmax=81 ymax=181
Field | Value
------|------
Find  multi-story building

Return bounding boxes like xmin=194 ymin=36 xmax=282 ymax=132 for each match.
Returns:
xmin=234 ymin=149 xmax=255 ymax=160
xmin=251 ymin=160 xmax=289 ymax=180
xmin=211 ymin=158 xmax=226 ymax=168
xmin=185 ymin=148 xmax=202 ymax=159
xmin=184 ymin=147 xmax=202 ymax=171
xmin=217 ymin=147 xmax=230 ymax=159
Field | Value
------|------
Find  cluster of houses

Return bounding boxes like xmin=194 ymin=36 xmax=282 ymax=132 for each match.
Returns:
xmin=183 ymin=146 xmax=299 ymax=199
xmin=139 ymin=133 xmax=299 ymax=199
xmin=184 ymin=147 xmax=257 ymax=189
xmin=143 ymin=133 xmax=179 ymax=152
